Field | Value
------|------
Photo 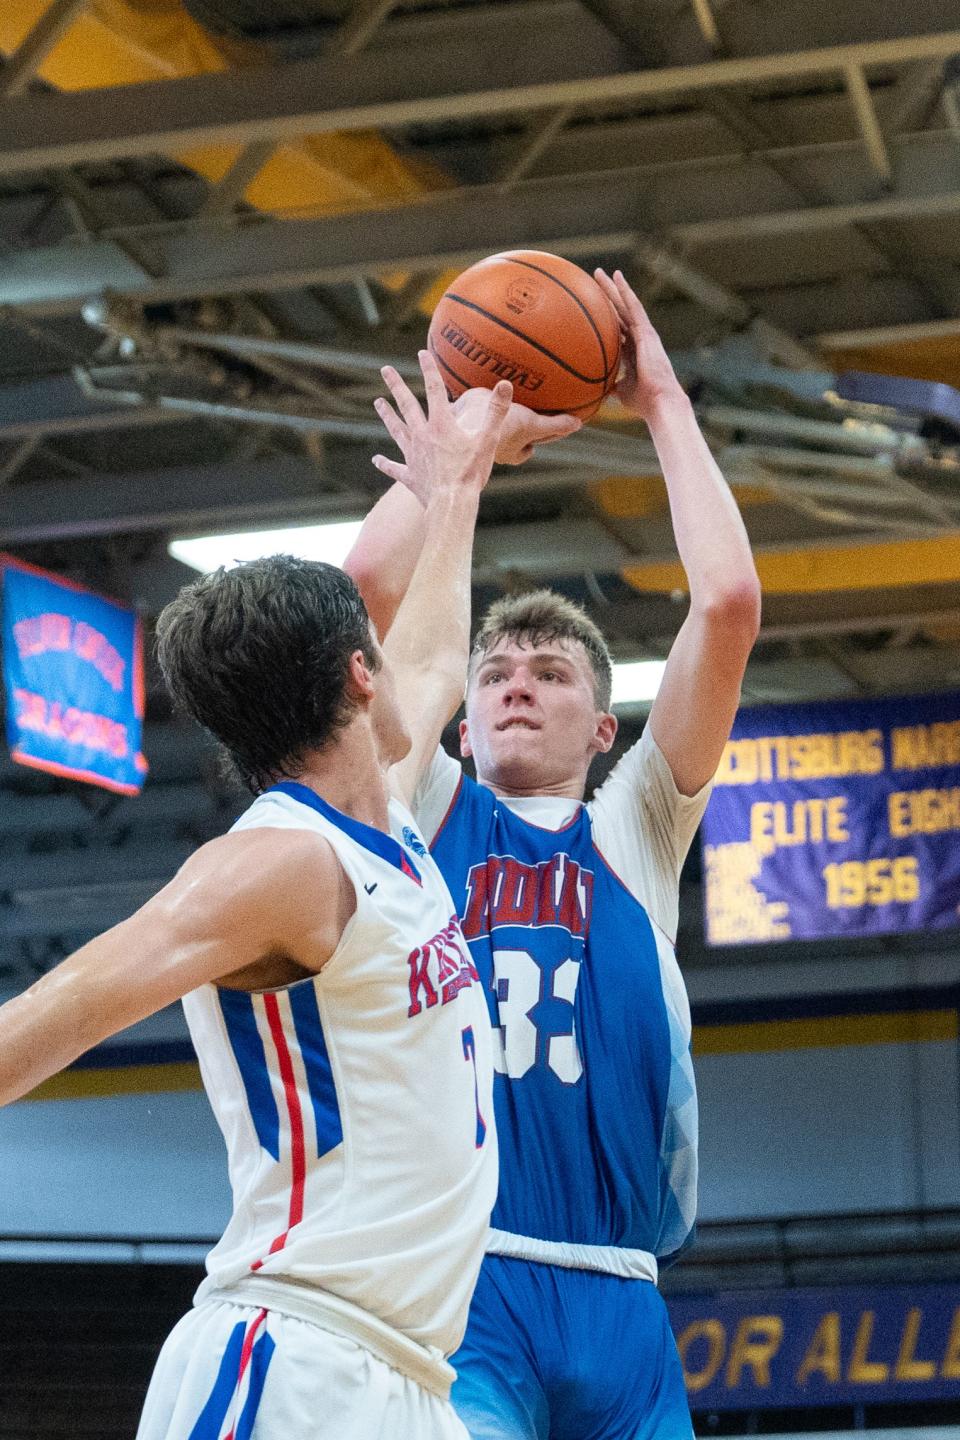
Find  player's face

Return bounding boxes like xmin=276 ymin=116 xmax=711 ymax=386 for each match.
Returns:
xmin=461 ymin=638 xmax=615 ymax=795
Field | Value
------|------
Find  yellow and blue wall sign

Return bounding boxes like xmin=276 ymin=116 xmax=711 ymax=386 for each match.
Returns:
xmin=1 ymin=555 xmax=147 ymax=795
xmin=702 ymin=691 xmax=960 ymax=944
xmin=667 ymin=1284 xmax=960 ymax=1409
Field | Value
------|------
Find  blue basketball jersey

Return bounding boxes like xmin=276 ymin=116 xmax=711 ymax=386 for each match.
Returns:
xmin=429 ymin=753 xmax=700 ymax=1265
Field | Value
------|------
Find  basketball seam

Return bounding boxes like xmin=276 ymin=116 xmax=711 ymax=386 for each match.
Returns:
xmin=503 ymin=256 xmax=616 ymax=379
xmin=429 ymin=341 xmax=474 ymax=397
xmin=444 ymin=293 xmax=608 ymax=387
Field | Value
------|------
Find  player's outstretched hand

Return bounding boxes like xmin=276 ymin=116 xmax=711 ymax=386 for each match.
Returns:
xmin=452 ymin=389 xmax=581 ymax=466
xmin=594 ymin=268 xmax=687 ymax=423
xmin=372 ymin=350 xmax=512 ymax=504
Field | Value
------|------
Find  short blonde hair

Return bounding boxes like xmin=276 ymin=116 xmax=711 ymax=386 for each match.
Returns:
xmin=470 ymin=589 xmax=613 ymax=710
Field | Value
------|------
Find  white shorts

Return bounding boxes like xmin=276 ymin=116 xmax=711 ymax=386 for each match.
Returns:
xmin=136 ymin=1288 xmax=468 ymax=1440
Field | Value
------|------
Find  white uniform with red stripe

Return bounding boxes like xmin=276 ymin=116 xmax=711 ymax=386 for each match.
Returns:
xmin=137 ymin=780 xmax=496 ymax=1440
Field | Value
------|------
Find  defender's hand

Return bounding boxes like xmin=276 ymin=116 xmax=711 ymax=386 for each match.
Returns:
xmin=372 ymin=351 xmax=512 ymax=505
xmin=594 ymin=269 xmax=687 ymax=422
xmin=452 ymin=389 xmax=581 ymax=466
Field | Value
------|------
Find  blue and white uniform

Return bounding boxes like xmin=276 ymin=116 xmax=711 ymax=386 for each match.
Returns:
xmin=138 ymin=782 xmax=497 ymax=1440
xmin=413 ymin=730 xmax=710 ymax=1440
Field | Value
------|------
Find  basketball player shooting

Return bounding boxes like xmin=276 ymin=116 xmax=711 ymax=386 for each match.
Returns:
xmin=345 ymin=269 xmax=762 ymax=1440
xmin=0 ymin=355 xmax=511 ymax=1440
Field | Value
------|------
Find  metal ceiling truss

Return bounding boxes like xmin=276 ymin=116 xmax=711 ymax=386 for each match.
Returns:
xmin=571 ymin=0 xmax=952 ymax=324
xmin=0 ymin=453 xmax=378 ymax=546
xmin=1 ymin=124 xmax=959 ymax=319
xmin=819 ymin=316 xmax=960 ymax=348
xmin=1 ymin=300 xmax=955 ymax=555
xmin=1 ymin=20 xmax=959 ymax=174
xmin=0 ymin=0 xmax=90 ymax=101
xmin=5 ymin=389 xmax=957 ymax=556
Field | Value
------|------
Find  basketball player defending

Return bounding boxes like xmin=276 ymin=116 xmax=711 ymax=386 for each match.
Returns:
xmin=345 ymin=272 xmax=762 ymax=1439
xmin=0 ymin=356 xmax=512 ymax=1440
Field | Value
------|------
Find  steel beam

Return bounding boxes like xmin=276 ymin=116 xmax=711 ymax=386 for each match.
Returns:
xmin=157 ymin=326 xmax=421 ymax=378
xmin=628 ymin=240 xmax=816 ymax=365
xmin=756 ymin=606 xmax=960 ymax=643
xmin=54 ymin=167 xmax=167 ymax=277
xmin=4 ymin=122 xmax=960 ymax=315
xmin=584 ymin=588 xmax=960 ymax=656
xmin=946 ymin=76 xmax=960 ymax=137
xmin=0 ymin=435 xmax=40 ymax=486
xmin=473 ymin=517 xmax=630 ymax=579
xmin=197 ymin=141 xmax=277 ymax=219
xmin=689 ymin=0 xmax=721 ymax=51
xmin=0 ymin=200 xmax=637 ymax=314
xmin=0 ymin=375 xmax=179 ymax=441
xmin=0 ymin=453 xmax=376 ymax=545
xmin=844 ymin=64 xmax=893 ymax=185
xmin=4 ymin=363 xmax=950 ymax=537
xmin=0 ymin=0 xmax=619 ymax=175
xmin=886 ymin=59 xmax=947 ymax=133
xmin=0 ymin=24 xmax=958 ymax=176
xmin=497 ymin=107 xmax=574 ymax=191
xmin=331 ymin=0 xmax=402 ymax=57
xmin=674 ymin=184 xmax=960 ymax=244
xmin=632 ymin=239 xmax=750 ymax=325
xmin=0 ymin=0 xmax=89 ymax=100
xmin=817 ymin=315 xmax=960 ymax=348
xmin=78 ymin=386 xmax=391 ymax=442
xmin=700 ymin=405 xmax=921 ymax=459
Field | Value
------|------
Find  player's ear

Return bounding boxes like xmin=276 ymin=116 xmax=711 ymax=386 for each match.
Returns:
xmin=459 ymin=717 xmax=473 ymax=758
xmin=591 ymin=710 xmax=617 ymax=755
xmin=347 ymin=648 xmax=377 ymax=702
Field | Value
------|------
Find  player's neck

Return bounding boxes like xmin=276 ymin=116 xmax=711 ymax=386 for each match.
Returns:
xmin=479 ymin=768 xmax=587 ymax=802
xmin=293 ymin=724 xmax=391 ymax=833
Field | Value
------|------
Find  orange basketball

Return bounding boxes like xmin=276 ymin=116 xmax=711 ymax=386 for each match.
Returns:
xmin=428 ymin=251 xmax=622 ymax=420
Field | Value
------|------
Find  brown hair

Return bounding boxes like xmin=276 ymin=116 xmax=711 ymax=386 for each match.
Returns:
xmin=470 ymin=589 xmax=613 ymax=710
xmin=156 ymin=555 xmax=378 ymax=794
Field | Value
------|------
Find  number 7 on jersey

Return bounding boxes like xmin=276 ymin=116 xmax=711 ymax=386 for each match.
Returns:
xmin=461 ymin=1026 xmax=487 ymax=1148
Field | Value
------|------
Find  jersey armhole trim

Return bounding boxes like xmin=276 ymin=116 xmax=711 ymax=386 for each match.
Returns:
xmin=428 ymin=771 xmax=464 ymax=848
xmin=592 ymin=841 xmax=677 ymax=949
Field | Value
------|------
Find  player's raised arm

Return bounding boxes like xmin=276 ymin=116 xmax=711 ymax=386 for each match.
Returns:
xmin=346 ymin=390 xmax=580 ymax=638
xmin=372 ymin=352 xmax=512 ymax=803
xmin=0 ymin=826 xmax=344 ymax=1108
xmin=595 ymin=269 xmax=762 ymax=797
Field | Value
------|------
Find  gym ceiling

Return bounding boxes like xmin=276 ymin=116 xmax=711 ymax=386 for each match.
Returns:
xmin=1 ymin=0 xmax=959 ymax=979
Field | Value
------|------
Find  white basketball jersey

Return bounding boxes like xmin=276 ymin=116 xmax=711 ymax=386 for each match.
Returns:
xmin=183 ymin=781 xmax=497 ymax=1357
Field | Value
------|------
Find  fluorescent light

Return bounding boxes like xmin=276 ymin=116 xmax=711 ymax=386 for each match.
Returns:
xmin=169 ymin=521 xmax=363 ymax=574
xmin=611 ymin=659 xmax=667 ymax=706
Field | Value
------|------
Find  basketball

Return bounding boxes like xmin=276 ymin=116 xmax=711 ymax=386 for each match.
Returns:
xmin=427 ymin=251 xmax=622 ymax=420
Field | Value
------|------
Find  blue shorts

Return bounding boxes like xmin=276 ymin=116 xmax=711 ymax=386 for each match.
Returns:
xmin=451 ymin=1256 xmax=693 ymax=1440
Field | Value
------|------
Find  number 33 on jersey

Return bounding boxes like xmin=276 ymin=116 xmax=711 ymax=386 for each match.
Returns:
xmin=432 ymin=773 xmax=699 ymax=1263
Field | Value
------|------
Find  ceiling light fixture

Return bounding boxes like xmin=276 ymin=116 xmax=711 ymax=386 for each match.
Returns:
xmin=168 ymin=521 xmax=364 ymax=573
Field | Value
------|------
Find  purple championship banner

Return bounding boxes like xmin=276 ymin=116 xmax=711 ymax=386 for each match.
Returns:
xmin=702 ymin=692 xmax=960 ymax=945
xmin=1 ymin=555 xmax=147 ymax=795
xmin=667 ymin=1283 xmax=960 ymax=1410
